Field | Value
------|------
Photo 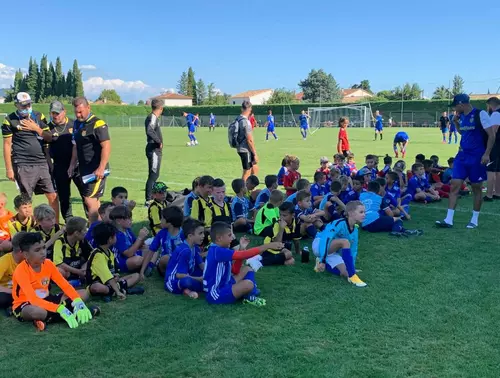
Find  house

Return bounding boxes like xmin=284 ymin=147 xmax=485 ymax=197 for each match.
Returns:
xmin=295 ymin=92 xmax=304 ymax=102
xmin=341 ymin=89 xmax=373 ymax=103
xmin=229 ymin=89 xmax=273 ymax=105
xmin=151 ymin=93 xmax=193 ymax=107
xmin=0 ymin=96 xmax=4 ymax=104
xmin=469 ymin=93 xmax=500 ymax=101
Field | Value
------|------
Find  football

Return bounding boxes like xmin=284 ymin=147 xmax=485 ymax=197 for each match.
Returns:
xmin=186 ymin=142 xmax=191 ymax=146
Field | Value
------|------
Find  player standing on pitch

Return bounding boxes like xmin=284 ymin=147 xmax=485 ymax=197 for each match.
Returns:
xmin=298 ymin=110 xmax=309 ymax=140
xmin=183 ymin=111 xmax=198 ymax=146
xmin=374 ymin=110 xmax=383 ymax=141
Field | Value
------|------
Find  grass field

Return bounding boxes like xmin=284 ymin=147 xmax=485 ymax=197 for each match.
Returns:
xmin=1 ymin=127 xmax=500 ymax=378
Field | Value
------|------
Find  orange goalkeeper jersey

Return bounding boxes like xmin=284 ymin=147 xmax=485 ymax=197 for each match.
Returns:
xmin=12 ymin=259 xmax=80 ymax=312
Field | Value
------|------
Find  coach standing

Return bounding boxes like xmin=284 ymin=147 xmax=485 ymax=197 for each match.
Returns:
xmin=483 ymin=97 xmax=500 ymax=201
xmin=236 ymin=101 xmax=259 ymax=180
xmin=47 ymin=100 xmax=85 ymax=220
xmin=2 ymin=92 xmax=59 ymax=218
xmin=68 ymin=97 xmax=111 ymax=218
xmin=144 ymin=98 xmax=163 ymax=204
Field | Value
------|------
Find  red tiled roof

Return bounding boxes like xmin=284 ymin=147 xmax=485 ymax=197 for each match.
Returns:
xmin=231 ymin=89 xmax=273 ymax=98
xmin=342 ymin=89 xmax=358 ymax=96
xmin=470 ymin=94 xmax=500 ymax=100
xmin=154 ymin=93 xmax=193 ymax=100
xmin=295 ymin=92 xmax=304 ymax=101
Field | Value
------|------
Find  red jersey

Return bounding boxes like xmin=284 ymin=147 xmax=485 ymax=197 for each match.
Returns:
xmin=249 ymin=115 xmax=256 ymax=129
xmin=338 ymin=127 xmax=350 ymax=152
xmin=283 ymin=170 xmax=301 ymax=197
xmin=0 ymin=210 xmax=14 ymax=241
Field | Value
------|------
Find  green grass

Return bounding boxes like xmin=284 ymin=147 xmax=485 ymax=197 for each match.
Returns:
xmin=2 ymin=127 xmax=500 ymax=378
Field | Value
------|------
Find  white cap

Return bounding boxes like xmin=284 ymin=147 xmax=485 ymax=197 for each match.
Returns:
xmin=15 ymin=92 xmax=32 ymax=106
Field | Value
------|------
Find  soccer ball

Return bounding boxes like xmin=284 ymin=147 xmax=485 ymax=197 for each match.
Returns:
xmin=186 ymin=142 xmax=191 ymax=147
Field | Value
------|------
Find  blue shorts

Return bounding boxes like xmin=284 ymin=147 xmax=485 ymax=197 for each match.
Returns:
xmin=450 ymin=126 xmax=456 ymax=133
xmin=300 ymin=125 xmax=308 ymax=129
xmin=452 ymin=156 xmax=487 ymax=184
xmin=267 ymin=126 xmax=275 ymax=132
xmin=375 ymin=126 xmax=383 ymax=132
xmin=206 ymin=277 xmax=237 ymax=304
xmin=165 ymin=279 xmax=182 ymax=294
xmin=441 ymin=128 xmax=449 ymax=134
xmin=394 ymin=137 xmax=407 ymax=144
xmin=116 ymin=251 xmax=142 ymax=273
xmin=188 ymin=125 xmax=195 ymax=133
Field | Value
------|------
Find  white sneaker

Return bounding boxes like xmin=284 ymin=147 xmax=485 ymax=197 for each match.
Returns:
xmin=246 ymin=256 xmax=263 ymax=271
xmin=194 ymin=140 xmax=199 ymax=145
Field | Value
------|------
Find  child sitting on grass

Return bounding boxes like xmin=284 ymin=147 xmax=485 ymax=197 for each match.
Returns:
xmin=254 ymin=190 xmax=284 ymax=236
xmin=385 ymin=172 xmax=411 ymax=219
xmin=53 ymin=217 xmax=92 ymax=287
xmin=254 ymin=175 xmax=278 ymax=210
xmin=231 ymin=178 xmax=255 ymax=233
xmin=361 ymin=181 xmax=422 ymax=237
xmin=33 ymin=204 xmax=64 ymax=260
xmin=191 ymin=175 xmax=215 ymax=231
xmin=245 ymin=175 xmax=261 ymax=206
xmin=346 ymin=152 xmax=357 ymax=176
xmin=86 ymin=202 xmax=115 ymax=247
xmin=183 ymin=177 xmax=200 ymax=217
xmin=8 ymin=194 xmax=35 ymax=236
xmin=203 ymin=221 xmax=283 ymax=306
xmin=378 ymin=155 xmax=393 ymax=177
xmin=87 ymin=222 xmax=144 ymax=301
xmin=316 ymin=156 xmax=331 ymax=176
xmin=211 ymin=179 xmax=232 ymax=224
xmin=325 ymin=167 xmax=341 ymax=192
xmin=362 ymin=154 xmax=378 ymax=181
xmin=0 ymin=193 xmax=14 ymax=252
xmin=164 ymin=219 xmax=205 ymax=299
xmin=313 ymin=201 xmax=367 ymax=287
xmin=143 ymin=207 xmax=184 ymax=277
xmin=283 ymin=156 xmax=301 ymax=197
xmin=319 ymin=180 xmax=347 ymax=222
xmin=295 ymin=190 xmax=324 ymax=238
xmin=258 ymin=201 xmax=298 ymax=266
xmin=277 ymin=155 xmax=291 ymax=186
xmin=310 ymin=171 xmax=327 ymax=208
xmin=335 ymin=154 xmax=351 ymax=177
xmin=12 ymin=232 xmax=97 ymax=331
xmin=110 ymin=206 xmax=149 ymax=273
xmin=285 ymin=178 xmax=310 ymax=205
xmin=407 ymin=163 xmax=440 ymax=203
xmin=111 ymin=186 xmax=136 ymax=212
xmin=0 ymin=232 xmax=26 ymax=314
xmin=147 ymin=182 xmax=168 ymax=236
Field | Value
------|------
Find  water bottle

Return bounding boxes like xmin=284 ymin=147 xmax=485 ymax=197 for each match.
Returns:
xmin=301 ymin=246 xmax=310 ymax=263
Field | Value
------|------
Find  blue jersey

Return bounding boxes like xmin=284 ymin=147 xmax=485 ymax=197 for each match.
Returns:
xmin=210 ymin=114 xmax=215 ymax=125
xmin=340 ymin=189 xmax=358 ymax=204
xmin=406 ymin=175 xmax=430 ymax=199
xmin=165 ymin=242 xmax=203 ymax=292
xmin=360 ymin=191 xmax=383 ymax=226
xmin=449 ymin=115 xmax=456 ymax=132
xmin=277 ymin=166 xmax=287 ymax=185
xmin=394 ymin=131 xmax=409 ymax=143
xmin=457 ymin=108 xmax=486 ymax=160
xmin=85 ymin=221 xmax=101 ymax=248
xmin=337 ymin=165 xmax=351 ymax=177
xmin=294 ymin=204 xmax=314 ymax=222
xmin=267 ymin=115 xmax=275 ymax=128
xmin=285 ymin=192 xmax=298 ymax=205
xmin=315 ymin=218 xmax=359 ymax=263
xmin=375 ymin=115 xmax=383 ymax=130
xmin=319 ymin=193 xmax=341 ymax=212
xmin=185 ymin=113 xmax=194 ymax=127
xmin=231 ymin=196 xmax=253 ymax=221
xmin=299 ymin=114 xmax=309 ymax=128
xmin=385 ymin=184 xmax=401 ymax=207
xmin=361 ymin=166 xmax=378 ymax=181
xmin=255 ymin=188 xmax=271 ymax=209
xmin=183 ymin=192 xmax=198 ymax=217
xmin=193 ymin=117 xmax=199 ymax=127
xmin=203 ymin=245 xmax=235 ymax=299
xmin=442 ymin=168 xmax=453 ymax=184
xmin=113 ymin=228 xmax=137 ymax=264
xmin=310 ymin=183 xmax=326 ymax=202
xmin=149 ymin=228 xmax=185 ymax=257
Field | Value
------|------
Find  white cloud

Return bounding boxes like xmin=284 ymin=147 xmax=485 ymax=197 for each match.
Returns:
xmin=0 ymin=63 xmax=17 ymax=88
xmin=160 ymin=88 xmax=176 ymax=93
xmin=83 ymin=76 xmax=158 ymax=103
xmin=80 ymin=64 xmax=97 ymax=70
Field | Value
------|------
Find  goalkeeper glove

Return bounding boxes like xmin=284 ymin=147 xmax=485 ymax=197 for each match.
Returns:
xmin=72 ymin=298 xmax=93 ymax=325
xmin=56 ymin=304 xmax=79 ymax=329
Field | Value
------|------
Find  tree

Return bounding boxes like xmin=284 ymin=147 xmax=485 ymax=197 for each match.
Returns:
xmin=351 ymin=79 xmax=371 ymax=92
xmin=432 ymin=85 xmax=451 ymax=100
xmin=97 ymin=89 xmax=122 ymax=103
xmin=207 ymin=82 xmax=216 ymax=103
xmin=177 ymin=71 xmax=188 ymax=95
xmin=72 ymin=60 xmax=84 ymax=97
xmin=266 ymin=88 xmax=296 ymax=104
xmin=55 ymin=57 xmax=64 ymax=96
xmin=37 ymin=55 xmax=48 ymax=102
xmin=137 ymin=100 xmax=145 ymax=106
xmin=196 ymin=79 xmax=207 ymax=105
xmin=393 ymin=83 xmax=422 ymax=100
xmin=66 ymin=70 xmax=73 ymax=97
xmin=452 ymin=75 xmax=464 ymax=96
xmin=186 ymin=67 xmax=196 ymax=102
xmin=13 ymin=70 xmax=23 ymax=94
xmin=376 ymin=90 xmax=395 ymax=100
xmin=25 ymin=57 xmax=39 ymax=100
xmin=298 ymin=69 xmax=342 ymax=103
xmin=45 ymin=62 xmax=54 ymax=99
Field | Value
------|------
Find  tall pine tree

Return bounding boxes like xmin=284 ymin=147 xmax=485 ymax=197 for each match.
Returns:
xmin=37 ymin=55 xmax=48 ymax=101
xmin=48 ymin=62 xmax=55 ymax=98
xmin=72 ymin=60 xmax=84 ymax=97
xmin=26 ymin=57 xmax=39 ymax=100
xmin=187 ymin=67 xmax=196 ymax=102
xmin=13 ymin=70 xmax=23 ymax=93
xmin=66 ymin=70 xmax=73 ymax=97
xmin=55 ymin=57 xmax=64 ymax=96
xmin=176 ymin=71 xmax=188 ymax=95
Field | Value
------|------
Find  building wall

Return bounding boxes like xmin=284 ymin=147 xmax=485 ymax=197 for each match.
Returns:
xmin=162 ymin=99 xmax=192 ymax=107
xmin=228 ymin=91 xmax=273 ymax=105
xmin=229 ymin=96 xmax=249 ymax=106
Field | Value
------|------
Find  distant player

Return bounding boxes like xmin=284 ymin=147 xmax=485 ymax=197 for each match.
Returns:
xmin=194 ymin=113 xmax=200 ymax=131
xmin=393 ymin=131 xmax=409 ymax=158
xmin=448 ymin=111 xmax=458 ymax=144
xmin=264 ymin=109 xmax=278 ymax=141
xmin=183 ymin=111 xmax=198 ymax=146
xmin=439 ymin=111 xmax=449 ymax=144
xmin=298 ymin=110 xmax=309 ymax=140
xmin=374 ymin=110 xmax=383 ymax=140
xmin=209 ymin=113 xmax=216 ymax=132
xmin=337 ymin=117 xmax=351 ymax=156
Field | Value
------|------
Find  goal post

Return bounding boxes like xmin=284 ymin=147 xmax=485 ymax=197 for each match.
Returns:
xmin=308 ymin=105 xmax=372 ymax=134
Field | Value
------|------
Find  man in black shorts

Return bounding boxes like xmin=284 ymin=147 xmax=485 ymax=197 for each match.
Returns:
xmin=68 ymin=97 xmax=111 ymax=218
xmin=236 ymin=101 xmax=259 ymax=181
xmin=2 ymin=92 xmax=59 ymax=220
xmin=483 ymin=97 xmax=500 ymax=201
xmin=144 ymin=98 xmax=163 ymax=204
xmin=47 ymin=101 xmax=86 ymax=220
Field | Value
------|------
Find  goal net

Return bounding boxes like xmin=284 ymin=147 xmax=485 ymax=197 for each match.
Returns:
xmin=308 ymin=105 xmax=372 ymax=134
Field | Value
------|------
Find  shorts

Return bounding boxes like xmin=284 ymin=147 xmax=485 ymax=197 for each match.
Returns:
xmin=206 ymin=279 xmax=237 ymax=304
xmin=238 ymin=151 xmax=255 ymax=170
xmin=117 ymin=251 xmax=142 ymax=273
xmin=394 ymin=137 xmax=407 ymax=144
xmin=375 ymin=127 xmax=383 ymax=132
xmin=450 ymin=126 xmax=457 ymax=133
xmin=300 ymin=125 xmax=308 ymax=130
xmin=14 ymin=164 xmax=55 ymax=197
xmin=165 ymin=278 xmax=182 ymax=294
xmin=441 ymin=128 xmax=449 ymax=134
xmin=311 ymin=238 xmax=343 ymax=268
xmin=267 ymin=126 xmax=275 ymax=132
xmin=13 ymin=293 xmax=63 ymax=321
xmin=452 ymin=158 xmax=487 ymax=183
xmin=188 ymin=125 xmax=195 ymax=133
xmin=488 ymin=147 xmax=500 ymax=172
xmin=81 ymin=177 xmax=106 ymax=198
xmin=261 ymin=251 xmax=286 ymax=266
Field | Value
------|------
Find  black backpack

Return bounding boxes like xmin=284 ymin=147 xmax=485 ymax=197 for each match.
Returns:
xmin=228 ymin=116 xmax=245 ymax=148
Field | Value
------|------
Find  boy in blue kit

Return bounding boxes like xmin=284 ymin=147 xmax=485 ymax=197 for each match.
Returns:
xmin=231 ymin=179 xmax=255 ymax=233
xmin=407 ymin=163 xmax=440 ymax=203
xmin=164 ymin=219 xmax=205 ymax=299
xmin=448 ymin=111 xmax=458 ymax=144
xmin=374 ymin=110 xmax=383 ymax=140
xmin=335 ymin=155 xmax=351 ymax=177
xmin=183 ymin=111 xmax=198 ymax=146
xmin=194 ymin=113 xmax=200 ymax=131
xmin=183 ymin=177 xmax=200 ymax=217
xmin=255 ymin=175 xmax=278 ymax=210
xmin=361 ymin=182 xmax=422 ymax=236
xmin=203 ymin=221 xmax=283 ymax=306
xmin=310 ymin=171 xmax=327 ymax=208
xmin=86 ymin=202 xmax=115 ymax=248
xmin=209 ymin=113 xmax=216 ymax=132
xmin=245 ymin=175 xmax=260 ymax=206
xmin=313 ymin=201 xmax=367 ymax=287
xmin=110 ymin=206 xmax=149 ymax=273
xmin=299 ymin=110 xmax=309 ymax=140
xmin=361 ymin=155 xmax=378 ymax=181
xmin=385 ymin=172 xmax=411 ymax=219
xmin=319 ymin=181 xmax=346 ymax=222
xmin=264 ymin=109 xmax=278 ymax=141
xmin=378 ymin=155 xmax=392 ymax=177
xmin=393 ymin=131 xmax=409 ymax=158
xmin=295 ymin=191 xmax=324 ymax=238
xmin=442 ymin=158 xmax=454 ymax=184
xmin=285 ymin=179 xmax=310 ymax=205
xmin=141 ymin=207 xmax=184 ymax=277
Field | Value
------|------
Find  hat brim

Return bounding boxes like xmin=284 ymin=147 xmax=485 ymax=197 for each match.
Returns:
xmin=17 ymin=100 xmax=32 ymax=106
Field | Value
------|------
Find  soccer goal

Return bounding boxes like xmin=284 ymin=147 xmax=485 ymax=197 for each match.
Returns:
xmin=308 ymin=104 xmax=373 ymax=134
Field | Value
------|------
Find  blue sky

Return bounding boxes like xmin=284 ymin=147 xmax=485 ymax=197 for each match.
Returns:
xmin=1 ymin=0 xmax=499 ymax=103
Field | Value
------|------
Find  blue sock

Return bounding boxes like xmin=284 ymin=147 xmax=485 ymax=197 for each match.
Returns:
xmin=341 ymin=248 xmax=355 ymax=277
xmin=192 ymin=135 xmax=197 ymax=141
xmin=179 ymin=277 xmax=203 ymax=292
xmin=188 ymin=134 xmax=194 ymax=141
xmin=392 ymin=219 xmax=404 ymax=233
xmin=266 ymin=133 xmax=269 ymax=140
xmin=326 ymin=263 xmax=340 ymax=276
xmin=425 ymin=195 xmax=434 ymax=203
xmin=273 ymin=132 xmax=277 ymax=139
xmin=147 ymin=261 xmax=155 ymax=269
xmin=306 ymin=224 xmax=317 ymax=238
xmin=304 ymin=130 xmax=307 ymax=138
